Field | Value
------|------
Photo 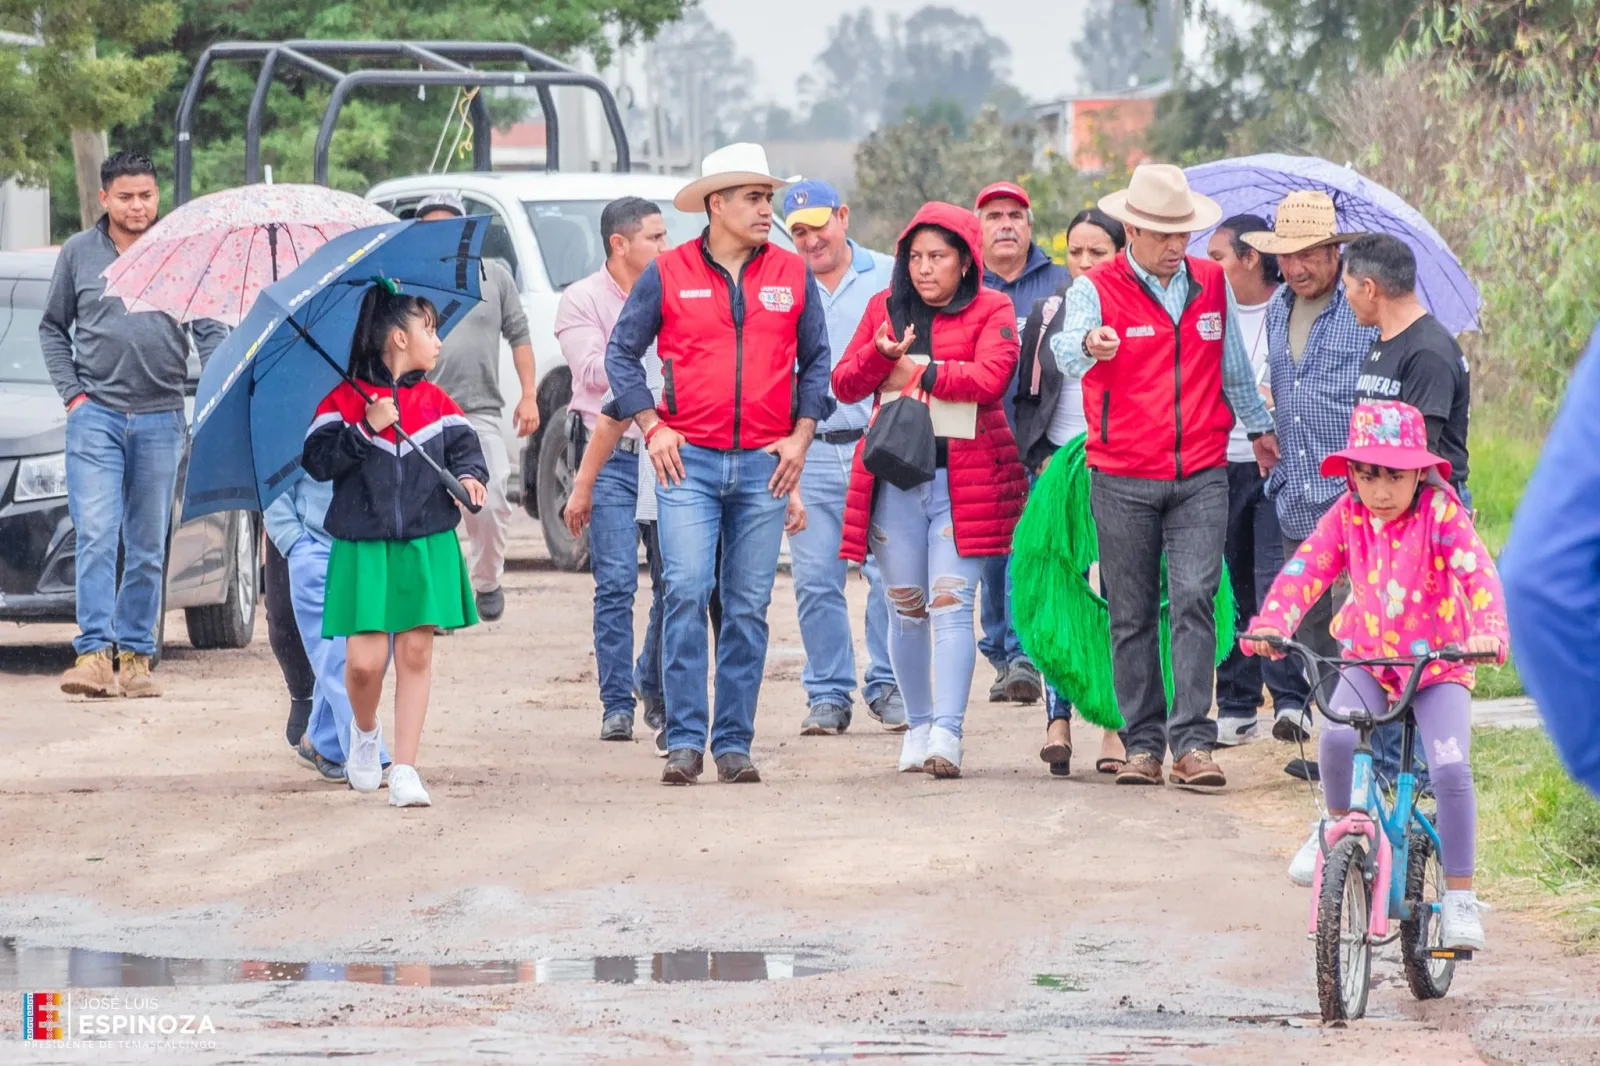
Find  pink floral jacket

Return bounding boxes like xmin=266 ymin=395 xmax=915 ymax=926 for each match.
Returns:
xmin=1251 ymin=484 xmax=1509 ymax=696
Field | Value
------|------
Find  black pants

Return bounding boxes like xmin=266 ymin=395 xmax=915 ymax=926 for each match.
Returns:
xmin=264 ymin=542 xmax=313 ymax=744
xmin=1216 ymin=462 xmax=1312 ymax=718
xmin=1092 ymin=467 xmax=1228 ymax=760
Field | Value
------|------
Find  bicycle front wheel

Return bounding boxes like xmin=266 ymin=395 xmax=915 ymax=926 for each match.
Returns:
xmin=1401 ymin=830 xmax=1456 ymax=1000
xmin=1316 ymin=835 xmax=1372 ymax=1022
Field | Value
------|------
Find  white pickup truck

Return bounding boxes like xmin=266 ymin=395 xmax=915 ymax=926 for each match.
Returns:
xmin=365 ymin=172 xmax=796 ymax=570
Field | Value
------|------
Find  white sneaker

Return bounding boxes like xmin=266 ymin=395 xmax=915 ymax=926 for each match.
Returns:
xmin=1440 ymin=890 xmax=1486 ymax=950
xmin=387 ymin=764 xmax=432 ymax=808
xmin=924 ymin=725 xmax=962 ymax=779
xmin=898 ymin=724 xmax=931 ymax=773
xmin=1273 ymin=706 xmax=1313 ymax=743
xmin=1215 ymin=717 xmax=1259 ymax=746
xmin=1288 ymin=821 xmax=1330 ymax=887
xmin=347 ymin=723 xmax=384 ymax=793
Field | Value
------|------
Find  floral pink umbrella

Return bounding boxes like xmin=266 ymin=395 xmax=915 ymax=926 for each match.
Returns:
xmin=102 ymin=184 xmax=396 ymax=327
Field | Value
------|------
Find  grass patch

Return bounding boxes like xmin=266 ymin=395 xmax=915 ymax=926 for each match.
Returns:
xmin=1474 ymin=655 xmax=1524 ymax=701
xmin=1473 ymin=728 xmax=1600 ymax=947
xmin=1470 ymin=409 xmax=1541 ymax=554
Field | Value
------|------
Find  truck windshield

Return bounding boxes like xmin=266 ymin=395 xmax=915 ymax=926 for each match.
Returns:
xmin=523 ymin=199 xmax=795 ymax=291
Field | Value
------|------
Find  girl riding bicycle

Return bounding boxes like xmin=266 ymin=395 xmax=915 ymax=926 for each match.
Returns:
xmin=1245 ymin=400 xmax=1507 ymax=951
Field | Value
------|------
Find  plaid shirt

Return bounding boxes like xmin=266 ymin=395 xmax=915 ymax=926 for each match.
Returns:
xmin=1265 ymin=285 xmax=1378 ymax=540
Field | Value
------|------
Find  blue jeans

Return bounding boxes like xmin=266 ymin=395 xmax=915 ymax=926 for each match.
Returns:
xmin=287 ymin=534 xmax=389 ymax=766
xmin=979 ymin=553 xmax=1024 ymax=669
xmin=790 ymin=438 xmax=894 ymax=708
xmin=637 ymin=521 xmax=666 ymax=707
xmin=65 ymin=401 xmax=186 ymax=657
xmin=656 ymin=444 xmax=787 ymax=757
xmin=590 ymin=449 xmax=654 ymax=721
xmin=870 ymin=470 xmax=985 ymax=738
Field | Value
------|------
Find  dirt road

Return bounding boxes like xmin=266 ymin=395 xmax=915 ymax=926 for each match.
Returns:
xmin=2 ymin=514 xmax=1596 ymax=1064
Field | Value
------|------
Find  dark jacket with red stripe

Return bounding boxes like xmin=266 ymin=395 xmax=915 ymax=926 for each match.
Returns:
xmin=301 ymin=369 xmax=488 ymax=543
xmin=1080 ymin=253 xmax=1232 ymax=480
xmin=834 ymin=202 xmax=1028 ymax=563
xmin=604 ymin=229 xmax=835 ymax=450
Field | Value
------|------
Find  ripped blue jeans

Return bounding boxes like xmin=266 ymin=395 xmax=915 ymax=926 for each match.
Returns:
xmin=869 ymin=470 xmax=984 ymax=738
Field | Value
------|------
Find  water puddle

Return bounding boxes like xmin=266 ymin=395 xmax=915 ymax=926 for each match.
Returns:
xmin=0 ymin=938 xmax=829 ymax=989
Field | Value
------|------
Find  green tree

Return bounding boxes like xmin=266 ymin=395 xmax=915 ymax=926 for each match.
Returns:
xmin=1075 ymin=0 xmax=1179 ymax=93
xmin=851 ymin=106 xmax=1033 ymax=250
xmin=0 ymin=1 xmax=179 ymax=227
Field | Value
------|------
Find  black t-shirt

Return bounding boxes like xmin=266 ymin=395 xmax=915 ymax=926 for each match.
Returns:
xmin=1355 ymin=313 xmax=1471 ymax=484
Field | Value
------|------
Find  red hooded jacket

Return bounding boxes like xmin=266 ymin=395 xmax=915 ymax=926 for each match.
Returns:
xmin=833 ymin=202 xmax=1028 ymax=563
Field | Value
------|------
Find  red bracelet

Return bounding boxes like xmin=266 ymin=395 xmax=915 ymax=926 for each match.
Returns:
xmin=644 ymin=421 xmax=667 ymax=445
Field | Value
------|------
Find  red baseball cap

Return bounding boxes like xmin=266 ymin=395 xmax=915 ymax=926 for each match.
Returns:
xmin=975 ymin=182 xmax=1031 ymax=211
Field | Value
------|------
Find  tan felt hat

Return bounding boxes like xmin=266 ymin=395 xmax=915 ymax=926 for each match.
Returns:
xmin=1098 ymin=164 xmax=1222 ymax=235
xmin=1241 ymin=190 xmax=1366 ymax=254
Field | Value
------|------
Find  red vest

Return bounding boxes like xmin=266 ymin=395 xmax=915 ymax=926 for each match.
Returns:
xmin=1081 ymin=254 xmax=1233 ymax=480
xmin=655 ymin=239 xmax=809 ymax=450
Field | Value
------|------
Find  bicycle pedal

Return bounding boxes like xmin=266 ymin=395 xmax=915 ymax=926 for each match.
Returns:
xmin=1426 ymin=948 xmax=1473 ymax=961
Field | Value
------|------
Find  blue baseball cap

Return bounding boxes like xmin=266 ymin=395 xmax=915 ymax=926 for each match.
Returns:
xmin=782 ymin=180 xmax=843 ymax=229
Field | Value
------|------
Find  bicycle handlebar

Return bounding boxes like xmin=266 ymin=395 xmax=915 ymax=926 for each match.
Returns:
xmin=1238 ymin=633 xmax=1497 ymax=729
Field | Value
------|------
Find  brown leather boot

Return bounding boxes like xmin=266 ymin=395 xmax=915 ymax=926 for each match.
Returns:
xmin=60 ymin=649 xmax=120 ymax=698
xmin=117 ymin=652 xmax=163 ymax=698
xmin=1171 ymin=749 xmax=1227 ymax=787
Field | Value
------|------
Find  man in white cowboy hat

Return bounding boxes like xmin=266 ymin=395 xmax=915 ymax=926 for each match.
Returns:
xmin=1052 ymin=162 xmax=1279 ymax=789
xmin=1240 ymin=191 xmax=1373 ymax=772
xmin=605 ymin=143 xmax=835 ymax=787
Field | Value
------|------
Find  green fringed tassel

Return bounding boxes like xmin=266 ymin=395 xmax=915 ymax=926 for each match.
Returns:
xmin=1012 ymin=435 xmax=1237 ymax=732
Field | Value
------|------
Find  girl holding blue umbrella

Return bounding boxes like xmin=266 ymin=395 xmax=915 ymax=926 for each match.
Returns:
xmin=302 ymin=282 xmax=489 ymax=808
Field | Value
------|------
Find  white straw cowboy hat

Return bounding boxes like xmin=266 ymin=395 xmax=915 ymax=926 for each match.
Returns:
xmin=1241 ymin=190 xmax=1366 ymax=255
xmin=673 ymin=143 xmax=801 ymax=212
xmin=1098 ymin=163 xmax=1222 ymax=234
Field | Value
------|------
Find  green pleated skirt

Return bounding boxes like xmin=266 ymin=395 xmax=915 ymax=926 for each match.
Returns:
xmin=322 ymin=531 xmax=478 ymax=637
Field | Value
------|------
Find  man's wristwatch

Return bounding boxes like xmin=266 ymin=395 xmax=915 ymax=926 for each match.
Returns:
xmin=1247 ymin=430 xmax=1275 ymax=442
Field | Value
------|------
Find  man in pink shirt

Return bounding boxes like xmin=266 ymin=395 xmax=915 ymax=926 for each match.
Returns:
xmin=555 ymin=197 xmax=670 ymax=741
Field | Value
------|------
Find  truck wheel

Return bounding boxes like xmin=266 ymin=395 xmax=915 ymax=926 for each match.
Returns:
xmin=537 ymin=404 xmax=590 ymax=572
xmin=185 ymin=511 xmax=260 ymax=649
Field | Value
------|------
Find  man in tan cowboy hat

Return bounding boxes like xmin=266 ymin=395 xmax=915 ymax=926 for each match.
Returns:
xmin=605 ymin=143 xmax=835 ymax=787
xmin=1052 ymin=162 xmax=1279 ymax=790
xmin=1239 ymin=191 xmax=1375 ymax=779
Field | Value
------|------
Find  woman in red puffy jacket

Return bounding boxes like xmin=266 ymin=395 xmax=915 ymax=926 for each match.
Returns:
xmin=833 ymin=202 xmax=1027 ymax=778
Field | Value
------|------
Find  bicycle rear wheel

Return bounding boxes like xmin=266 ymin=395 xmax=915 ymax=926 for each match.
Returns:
xmin=1401 ymin=830 xmax=1456 ymax=1000
xmin=1316 ymin=835 xmax=1372 ymax=1022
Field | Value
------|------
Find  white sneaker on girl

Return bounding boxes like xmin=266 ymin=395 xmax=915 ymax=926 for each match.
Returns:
xmin=387 ymin=765 xmax=432 ymax=808
xmin=924 ymin=726 xmax=962 ymax=779
xmin=899 ymin=724 xmax=931 ymax=773
xmin=1288 ymin=820 xmax=1330 ymax=886
xmin=1440 ymin=890 xmax=1486 ymax=950
xmin=347 ymin=723 xmax=384 ymax=793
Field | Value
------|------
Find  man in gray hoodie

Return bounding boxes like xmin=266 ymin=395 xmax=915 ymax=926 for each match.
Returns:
xmin=40 ymin=151 xmax=226 ymax=698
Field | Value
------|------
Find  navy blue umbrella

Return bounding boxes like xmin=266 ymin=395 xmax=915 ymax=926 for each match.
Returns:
xmin=1184 ymin=153 xmax=1481 ymax=335
xmin=183 ymin=215 xmax=489 ymax=522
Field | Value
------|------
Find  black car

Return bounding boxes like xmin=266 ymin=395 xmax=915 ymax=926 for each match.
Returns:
xmin=0 ymin=250 xmax=258 ymax=664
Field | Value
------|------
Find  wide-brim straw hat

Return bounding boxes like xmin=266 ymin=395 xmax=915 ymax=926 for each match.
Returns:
xmin=673 ymin=142 xmax=801 ymax=212
xmin=1242 ymin=190 xmax=1366 ymax=255
xmin=1098 ymin=163 xmax=1222 ymax=234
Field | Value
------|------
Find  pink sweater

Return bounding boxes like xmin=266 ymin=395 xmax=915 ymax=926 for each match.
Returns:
xmin=1251 ymin=483 xmax=1508 ymax=696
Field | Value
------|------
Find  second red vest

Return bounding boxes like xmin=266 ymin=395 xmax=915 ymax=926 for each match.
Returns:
xmin=1081 ymin=253 xmax=1233 ymax=480
xmin=655 ymin=239 xmax=809 ymax=450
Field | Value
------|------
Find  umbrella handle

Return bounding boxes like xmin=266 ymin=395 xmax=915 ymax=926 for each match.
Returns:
xmin=394 ymin=425 xmax=483 ymax=515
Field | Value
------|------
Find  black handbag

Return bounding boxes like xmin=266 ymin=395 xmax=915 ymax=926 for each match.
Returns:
xmin=863 ymin=387 xmax=936 ymax=490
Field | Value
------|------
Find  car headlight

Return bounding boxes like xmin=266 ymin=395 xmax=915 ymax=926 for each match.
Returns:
xmin=14 ymin=452 xmax=68 ymax=502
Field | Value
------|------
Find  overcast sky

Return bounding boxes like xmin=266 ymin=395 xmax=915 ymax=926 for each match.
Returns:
xmin=690 ymin=0 xmax=1250 ymax=109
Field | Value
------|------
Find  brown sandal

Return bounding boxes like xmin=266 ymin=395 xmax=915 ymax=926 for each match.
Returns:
xmin=1095 ymin=757 xmax=1125 ymax=775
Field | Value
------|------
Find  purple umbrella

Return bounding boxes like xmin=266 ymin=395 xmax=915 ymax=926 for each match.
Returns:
xmin=1184 ymin=153 xmax=1481 ymax=335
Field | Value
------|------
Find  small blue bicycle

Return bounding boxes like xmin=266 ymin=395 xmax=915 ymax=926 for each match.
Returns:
xmin=1241 ymin=634 xmax=1495 ymax=1022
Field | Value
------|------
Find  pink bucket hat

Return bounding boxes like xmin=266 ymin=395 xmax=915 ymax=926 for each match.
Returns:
xmin=1320 ymin=400 xmax=1452 ymax=481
